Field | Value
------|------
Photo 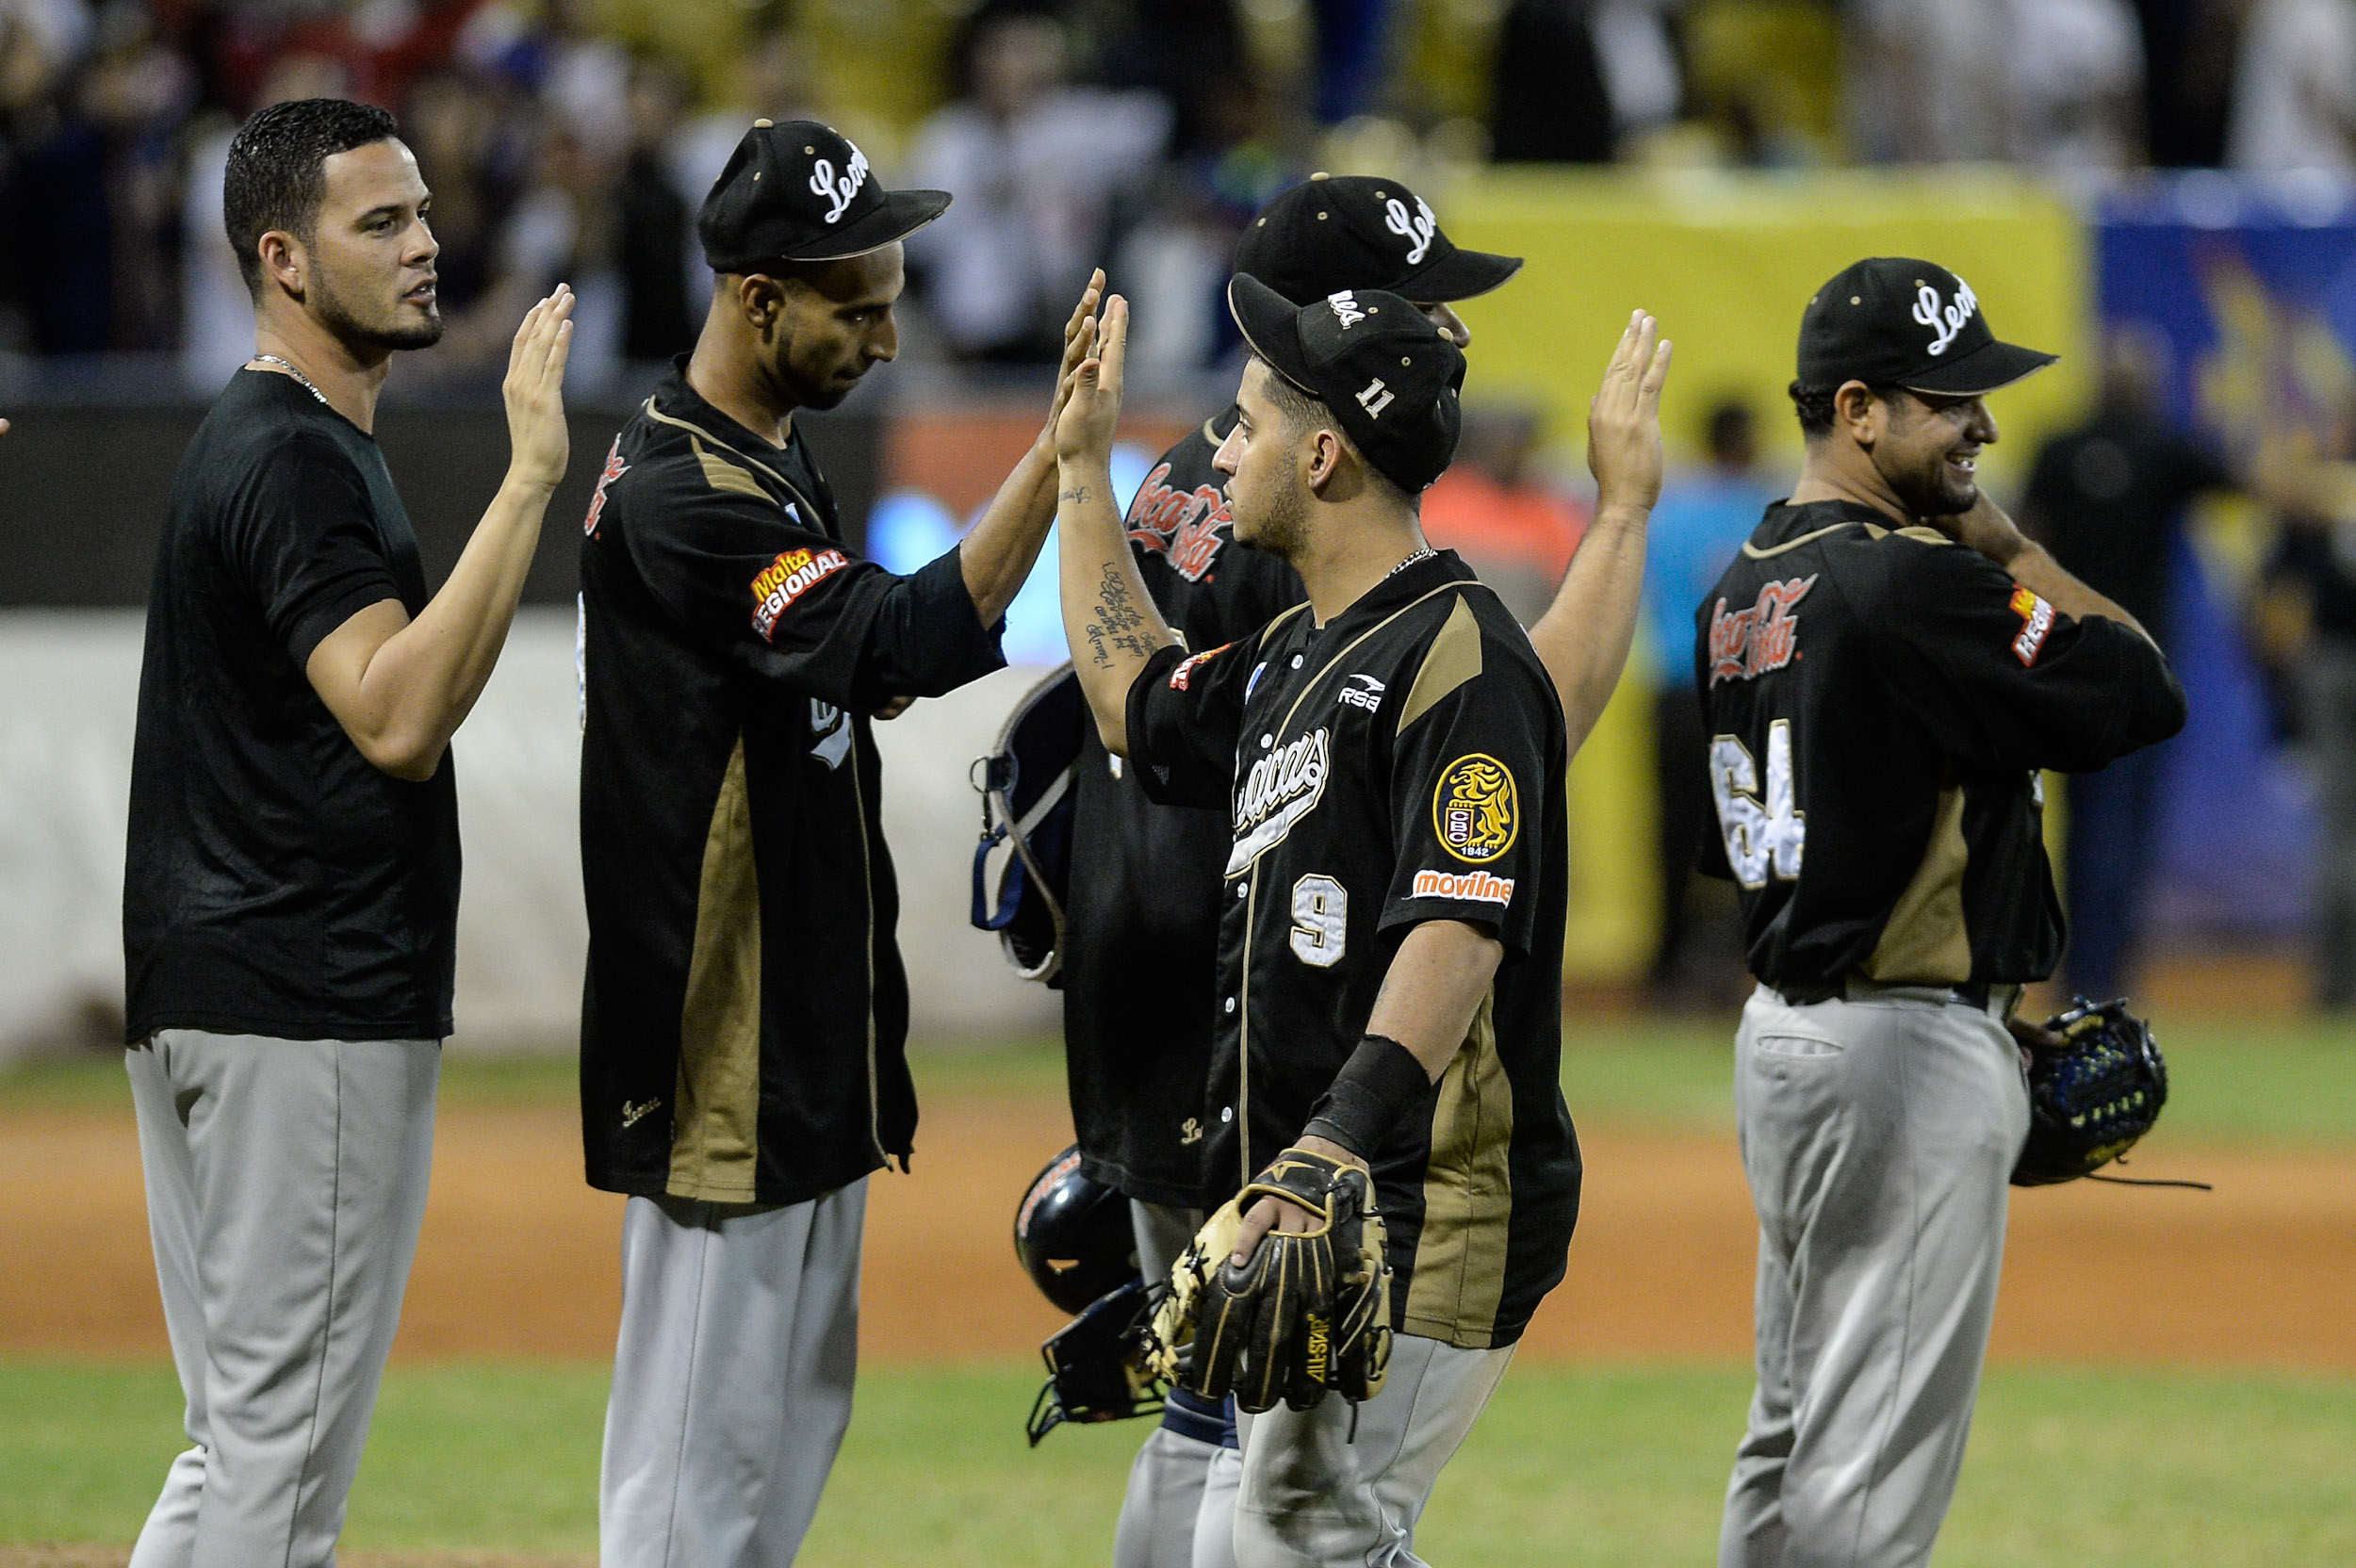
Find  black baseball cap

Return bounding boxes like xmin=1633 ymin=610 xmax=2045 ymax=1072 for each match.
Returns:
xmin=1234 ymin=173 xmax=1522 ymax=306
xmin=1227 ymin=273 xmax=1465 ymax=493
xmin=698 ymin=119 xmax=950 ymax=272
xmin=1798 ymin=257 xmax=2057 ymax=397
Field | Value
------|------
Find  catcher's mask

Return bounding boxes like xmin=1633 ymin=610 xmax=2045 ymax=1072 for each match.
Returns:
xmin=1013 ymin=1145 xmax=1137 ymax=1315
xmin=970 ymin=664 xmax=1081 ymax=983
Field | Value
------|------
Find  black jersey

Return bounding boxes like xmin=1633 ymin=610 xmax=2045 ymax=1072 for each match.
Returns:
xmin=125 ymin=369 xmax=460 ymax=1043
xmin=1127 ymin=550 xmax=1579 ymax=1350
xmin=1693 ymin=500 xmax=2187 ymax=997
xmin=1061 ymin=409 xmax=1304 ymax=1207
xmin=579 ymin=361 xmax=1005 ymax=1207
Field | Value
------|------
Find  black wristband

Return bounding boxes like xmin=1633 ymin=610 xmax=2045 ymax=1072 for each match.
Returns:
xmin=1300 ymin=1034 xmax=1432 ymax=1159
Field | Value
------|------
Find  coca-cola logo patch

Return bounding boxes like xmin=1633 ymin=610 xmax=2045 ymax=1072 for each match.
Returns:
xmin=1126 ymin=462 xmax=1231 ymax=582
xmin=1708 ymin=576 xmax=1817 ymax=686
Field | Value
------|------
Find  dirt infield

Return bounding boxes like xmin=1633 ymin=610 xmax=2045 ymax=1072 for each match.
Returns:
xmin=5 ymin=1092 xmax=2351 ymax=1367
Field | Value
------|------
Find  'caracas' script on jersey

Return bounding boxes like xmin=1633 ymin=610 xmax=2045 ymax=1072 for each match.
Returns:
xmin=1693 ymin=499 xmax=2187 ymax=997
xmin=1127 ymin=550 xmax=1579 ymax=1351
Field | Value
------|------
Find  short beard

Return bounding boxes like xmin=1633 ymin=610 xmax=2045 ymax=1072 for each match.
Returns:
xmin=1240 ymin=466 xmax=1311 ymax=560
xmin=311 ymin=261 xmax=444 ymax=352
xmin=1888 ymin=455 xmax=1976 ymax=519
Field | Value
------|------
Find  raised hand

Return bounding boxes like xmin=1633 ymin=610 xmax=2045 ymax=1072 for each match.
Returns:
xmin=1055 ymin=294 xmax=1129 ymax=466
xmin=1587 ymin=309 xmax=1672 ymax=514
xmin=1041 ymin=270 xmax=1107 ymax=445
xmin=505 ymin=286 xmax=576 ymax=494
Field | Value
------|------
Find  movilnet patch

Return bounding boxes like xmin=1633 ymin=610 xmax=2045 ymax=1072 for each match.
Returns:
xmin=1412 ymin=867 xmax=1514 ymax=903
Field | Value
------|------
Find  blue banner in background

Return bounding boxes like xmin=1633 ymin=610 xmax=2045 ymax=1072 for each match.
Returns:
xmin=2098 ymin=178 xmax=2356 ymax=941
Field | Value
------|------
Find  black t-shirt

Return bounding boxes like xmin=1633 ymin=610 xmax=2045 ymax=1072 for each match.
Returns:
xmin=1126 ymin=551 xmax=1579 ymax=1350
xmin=1063 ymin=409 xmax=1305 ymax=1206
xmin=2022 ymin=408 xmax=2231 ymax=645
xmin=124 ymin=369 xmax=461 ymax=1042
xmin=579 ymin=362 xmax=1006 ymax=1207
xmin=1693 ymin=500 xmax=2188 ymax=996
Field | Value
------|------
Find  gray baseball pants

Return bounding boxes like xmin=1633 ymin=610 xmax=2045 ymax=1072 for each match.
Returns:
xmin=1719 ymin=982 xmax=2031 ymax=1568
xmin=1114 ymin=1200 xmax=1237 ymax=1568
xmin=599 ymin=1181 xmax=865 ymax=1568
xmin=1232 ymin=1332 xmax=1513 ymax=1568
xmin=125 ymin=1030 xmax=440 ymax=1568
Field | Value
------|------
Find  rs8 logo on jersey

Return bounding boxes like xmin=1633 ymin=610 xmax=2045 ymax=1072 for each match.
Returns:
xmin=1710 ymin=720 xmax=1806 ymax=889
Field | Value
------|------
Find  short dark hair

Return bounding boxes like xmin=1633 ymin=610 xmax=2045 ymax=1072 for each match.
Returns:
xmin=1790 ymin=378 xmax=1897 ymax=438
xmin=223 ymin=98 xmax=401 ymax=299
xmin=1250 ymin=354 xmax=1413 ymax=504
xmin=1255 ymin=355 xmax=1328 ymax=438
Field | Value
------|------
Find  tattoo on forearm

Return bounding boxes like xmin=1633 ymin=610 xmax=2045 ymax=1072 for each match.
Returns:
xmin=1060 ymin=484 xmax=1092 ymax=504
xmin=1095 ymin=564 xmax=1147 ymax=635
xmin=1080 ymin=564 xmax=1155 ymax=672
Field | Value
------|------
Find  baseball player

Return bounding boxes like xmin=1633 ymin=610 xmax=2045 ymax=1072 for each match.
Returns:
xmin=122 ymin=98 xmax=573 ymax=1566
xmin=1699 ymin=259 xmax=2188 ymax=1568
xmin=1051 ymin=278 xmax=1670 ymax=1567
xmin=1064 ymin=173 xmax=1523 ymax=1568
xmin=575 ymin=120 xmax=1097 ymax=1566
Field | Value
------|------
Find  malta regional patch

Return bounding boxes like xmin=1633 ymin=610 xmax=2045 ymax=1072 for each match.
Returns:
xmin=2007 ymin=584 xmax=2055 ymax=667
xmin=750 ymin=546 xmax=848 ymax=641
xmin=1432 ymin=753 xmax=1518 ymax=863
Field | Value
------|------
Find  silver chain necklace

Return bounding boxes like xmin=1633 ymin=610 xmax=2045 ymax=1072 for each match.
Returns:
xmin=1384 ymin=546 xmax=1437 ymax=580
xmin=250 ymin=353 xmax=332 ymax=408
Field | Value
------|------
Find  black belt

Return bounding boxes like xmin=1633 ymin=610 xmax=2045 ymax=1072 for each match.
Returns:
xmin=1770 ymin=977 xmax=2014 ymax=1015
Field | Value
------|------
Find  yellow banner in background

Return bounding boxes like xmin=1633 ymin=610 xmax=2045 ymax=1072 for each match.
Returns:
xmin=1438 ymin=169 xmax=2092 ymax=983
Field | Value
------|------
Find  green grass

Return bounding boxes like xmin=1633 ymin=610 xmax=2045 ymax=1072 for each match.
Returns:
xmin=8 ymin=1358 xmax=2354 ymax=1565
xmin=10 ymin=1014 xmax=2356 ymax=1146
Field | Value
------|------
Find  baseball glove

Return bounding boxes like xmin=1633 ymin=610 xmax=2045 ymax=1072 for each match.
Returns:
xmin=2012 ymin=996 xmax=2171 ymax=1186
xmin=1144 ymin=1148 xmax=1391 ymax=1414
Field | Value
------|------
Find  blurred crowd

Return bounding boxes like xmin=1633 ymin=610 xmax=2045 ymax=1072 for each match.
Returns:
xmin=4 ymin=0 xmax=2356 ymax=375
xmin=11 ymin=0 xmax=2356 ymax=1003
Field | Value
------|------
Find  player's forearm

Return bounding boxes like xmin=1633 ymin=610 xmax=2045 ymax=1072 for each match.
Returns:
xmin=958 ymin=438 xmax=1059 ymax=625
xmin=1528 ymin=501 xmax=1649 ymax=755
xmin=1955 ymin=498 xmax=2155 ymax=645
xmin=2003 ymin=538 xmax=2153 ymax=645
xmin=1363 ymin=920 xmax=1506 ymax=1082
xmin=341 ymin=475 xmax=553 ymax=777
xmin=1056 ymin=454 xmax=1176 ymax=753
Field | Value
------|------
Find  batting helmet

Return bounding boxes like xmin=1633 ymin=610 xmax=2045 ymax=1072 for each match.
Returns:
xmin=1014 ymin=1145 xmax=1136 ymax=1315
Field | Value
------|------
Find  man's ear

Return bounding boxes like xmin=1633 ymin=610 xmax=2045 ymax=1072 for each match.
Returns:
xmin=1304 ymin=427 xmax=1344 ymax=494
xmin=736 ymin=274 xmax=787 ymax=335
xmin=1835 ymin=380 xmax=1881 ymax=447
xmin=257 ymin=230 xmax=306 ymax=302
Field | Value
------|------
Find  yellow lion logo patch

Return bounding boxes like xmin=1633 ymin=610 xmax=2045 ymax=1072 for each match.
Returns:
xmin=1432 ymin=754 xmax=1517 ymax=863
